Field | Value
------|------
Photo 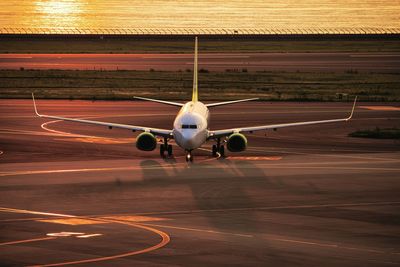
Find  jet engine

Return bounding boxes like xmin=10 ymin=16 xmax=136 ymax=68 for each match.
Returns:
xmin=226 ymin=133 xmax=247 ymax=152
xmin=136 ymin=132 xmax=157 ymax=151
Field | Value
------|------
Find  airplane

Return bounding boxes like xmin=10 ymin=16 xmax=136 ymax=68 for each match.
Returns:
xmin=32 ymin=37 xmax=357 ymax=162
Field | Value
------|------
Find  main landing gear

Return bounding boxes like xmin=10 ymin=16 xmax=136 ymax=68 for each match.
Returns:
xmin=212 ymin=138 xmax=225 ymax=157
xmin=185 ymin=150 xmax=193 ymax=162
xmin=160 ymin=138 xmax=173 ymax=158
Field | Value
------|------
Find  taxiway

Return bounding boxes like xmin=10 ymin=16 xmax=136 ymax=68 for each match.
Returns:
xmin=0 ymin=100 xmax=399 ymax=266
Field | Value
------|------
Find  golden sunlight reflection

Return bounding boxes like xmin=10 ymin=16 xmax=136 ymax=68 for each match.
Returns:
xmin=34 ymin=0 xmax=86 ymax=29
xmin=0 ymin=1 xmax=398 ymax=33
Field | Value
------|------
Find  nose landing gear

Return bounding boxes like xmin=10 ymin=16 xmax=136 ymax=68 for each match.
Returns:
xmin=185 ymin=150 xmax=193 ymax=162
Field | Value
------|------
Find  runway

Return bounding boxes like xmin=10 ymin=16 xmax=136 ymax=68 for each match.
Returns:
xmin=0 ymin=99 xmax=399 ymax=266
xmin=1 ymin=52 xmax=400 ymax=72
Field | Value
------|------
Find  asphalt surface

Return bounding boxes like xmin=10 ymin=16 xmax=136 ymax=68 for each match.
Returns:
xmin=1 ymin=53 xmax=400 ymax=72
xmin=0 ymin=99 xmax=399 ymax=266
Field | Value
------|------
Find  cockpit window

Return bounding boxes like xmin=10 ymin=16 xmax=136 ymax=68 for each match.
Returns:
xmin=181 ymin=124 xmax=197 ymax=129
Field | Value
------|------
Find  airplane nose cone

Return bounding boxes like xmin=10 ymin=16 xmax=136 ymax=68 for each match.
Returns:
xmin=173 ymin=128 xmax=206 ymax=150
xmin=181 ymin=130 xmax=195 ymax=140
xmin=181 ymin=131 xmax=197 ymax=149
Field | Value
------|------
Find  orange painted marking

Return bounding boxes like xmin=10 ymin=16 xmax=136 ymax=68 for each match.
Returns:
xmin=0 ymin=207 xmax=75 ymax=218
xmin=0 ymin=237 xmax=56 ymax=246
xmin=0 ymin=217 xmax=48 ymax=222
xmin=76 ymin=234 xmax=103 ymax=239
xmin=102 ymin=215 xmax=168 ymax=223
xmin=42 ymin=120 xmax=135 ymax=144
xmin=41 ymin=121 xmax=84 ymax=137
xmin=55 ymin=137 xmax=134 ymax=144
xmin=226 ymin=156 xmax=282 ymax=161
xmin=39 ymin=218 xmax=107 ymax=225
xmin=359 ymin=105 xmax=400 ymax=111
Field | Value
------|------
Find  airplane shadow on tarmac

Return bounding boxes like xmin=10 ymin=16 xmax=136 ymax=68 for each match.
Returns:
xmin=138 ymin=157 xmax=267 ymax=236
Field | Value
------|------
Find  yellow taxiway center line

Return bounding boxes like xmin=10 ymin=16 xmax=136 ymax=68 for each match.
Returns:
xmin=266 ymin=236 xmax=385 ymax=254
xmin=0 ymin=217 xmax=50 ymax=222
xmin=0 ymin=207 xmax=76 ymax=218
xmin=41 ymin=120 xmax=102 ymax=138
xmin=0 ymin=237 xmax=57 ymax=246
xmin=137 ymin=222 xmax=253 ymax=238
xmin=1 ymin=163 xmax=399 ymax=178
xmin=76 ymin=234 xmax=103 ymax=238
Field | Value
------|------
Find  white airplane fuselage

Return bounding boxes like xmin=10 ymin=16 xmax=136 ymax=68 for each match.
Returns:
xmin=172 ymin=101 xmax=209 ymax=150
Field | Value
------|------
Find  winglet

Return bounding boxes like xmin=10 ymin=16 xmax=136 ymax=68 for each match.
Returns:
xmin=346 ymin=96 xmax=357 ymax=121
xmin=32 ymin=93 xmax=41 ymax=117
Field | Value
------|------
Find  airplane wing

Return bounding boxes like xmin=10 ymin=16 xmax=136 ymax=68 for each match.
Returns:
xmin=209 ymin=97 xmax=357 ymax=138
xmin=133 ymin=96 xmax=184 ymax=107
xmin=205 ymin=98 xmax=259 ymax=108
xmin=32 ymin=94 xmax=172 ymax=138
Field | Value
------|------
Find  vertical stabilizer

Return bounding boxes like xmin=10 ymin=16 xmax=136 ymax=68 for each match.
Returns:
xmin=192 ymin=37 xmax=198 ymax=102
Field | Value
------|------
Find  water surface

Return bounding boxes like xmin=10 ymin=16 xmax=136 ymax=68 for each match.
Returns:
xmin=1 ymin=0 xmax=399 ymax=34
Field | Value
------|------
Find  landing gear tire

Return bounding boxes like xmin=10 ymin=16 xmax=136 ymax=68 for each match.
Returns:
xmin=185 ymin=151 xmax=193 ymax=162
xmin=160 ymin=144 xmax=165 ymax=157
xmin=219 ymin=145 xmax=225 ymax=157
xmin=212 ymin=145 xmax=218 ymax=157
xmin=167 ymin=144 xmax=173 ymax=156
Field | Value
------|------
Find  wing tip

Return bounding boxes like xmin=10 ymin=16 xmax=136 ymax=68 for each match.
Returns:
xmin=346 ymin=96 xmax=358 ymax=121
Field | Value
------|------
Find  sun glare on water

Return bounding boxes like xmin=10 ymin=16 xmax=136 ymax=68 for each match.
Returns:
xmin=36 ymin=0 xmax=81 ymax=15
xmin=0 ymin=0 xmax=398 ymax=33
xmin=34 ymin=0 xmax=85 ymax=29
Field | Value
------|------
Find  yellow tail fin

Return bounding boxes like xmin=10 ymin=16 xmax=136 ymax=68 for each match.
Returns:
xmin=192 ymin=37 xmax=198 ymax=102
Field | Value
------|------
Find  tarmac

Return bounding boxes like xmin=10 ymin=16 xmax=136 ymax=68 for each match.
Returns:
xmin=0 ymin=99 xmax=399 ymax=266
xmin=1 ymin=52 xmax=400 ymax=72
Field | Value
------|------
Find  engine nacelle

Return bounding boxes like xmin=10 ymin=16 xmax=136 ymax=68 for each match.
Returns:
xmin=136 ymin=132 xmax=157 ymax=151
xmin=227 ymin=133 xmax=247 ymax=152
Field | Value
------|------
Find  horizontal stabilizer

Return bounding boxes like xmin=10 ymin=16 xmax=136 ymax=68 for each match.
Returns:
xmin=133 ymin=96 xmax=184 ymax=107
xmin=206 ymin=98 xmax=259 ymax=108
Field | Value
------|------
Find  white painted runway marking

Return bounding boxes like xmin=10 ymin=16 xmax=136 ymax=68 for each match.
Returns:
xmin=46 ymin=232 xmax=84 ymax=237
xmin=46 ymin=232 xmax=103 ymax=239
